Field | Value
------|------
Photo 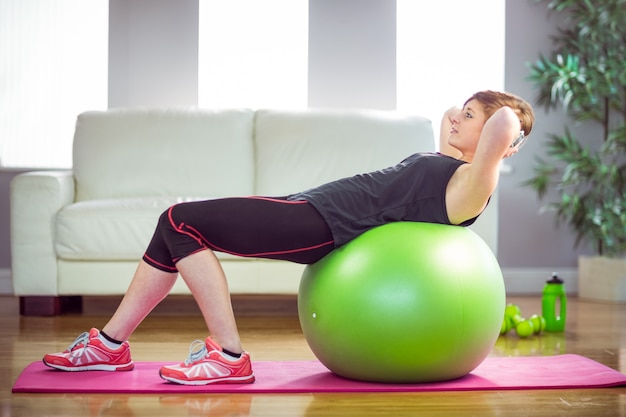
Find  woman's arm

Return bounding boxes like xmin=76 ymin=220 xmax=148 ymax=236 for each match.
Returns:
xmin=445 ymin=106 xmax=521 ymax=224
xmin=470 ymin=106 xmax=521 ymax=182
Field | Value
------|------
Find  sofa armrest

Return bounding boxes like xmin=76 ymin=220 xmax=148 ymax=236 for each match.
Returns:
xmin=10 ymin=171 xmax=75 ymax=295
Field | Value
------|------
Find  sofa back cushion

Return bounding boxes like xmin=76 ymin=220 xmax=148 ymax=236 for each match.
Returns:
xmin=254 ymin=109 xmax=435 ymax=196
xmin=73 ymin=108 xmax=255 ymax=201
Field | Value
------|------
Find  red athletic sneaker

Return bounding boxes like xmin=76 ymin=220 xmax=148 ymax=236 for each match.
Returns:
xmin=43 ymin=328 xmax=134 ymax=372
xmin=159 ymin=337 xmax=255 ymax=385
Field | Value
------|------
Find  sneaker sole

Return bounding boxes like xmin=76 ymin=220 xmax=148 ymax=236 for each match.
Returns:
xmin=43 ymin=360 xmax=134 ymax=372
xmin=159 ymin=372 xmax=255 ymax=385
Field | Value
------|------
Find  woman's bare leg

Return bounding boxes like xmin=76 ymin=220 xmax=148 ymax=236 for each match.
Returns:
xmin=102 ymin=250 xmax=242 ymax=354
xmin=174 ymin=249 xmax=243 ymax=354
xmin=101 ymin=260 xmax=177 ymax=341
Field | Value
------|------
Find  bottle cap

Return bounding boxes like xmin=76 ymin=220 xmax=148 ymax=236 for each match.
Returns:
xmin=546 ymin=272 xmax=563 ymax=284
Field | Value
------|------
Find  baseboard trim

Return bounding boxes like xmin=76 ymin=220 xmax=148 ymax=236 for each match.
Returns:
xmin=0 ymin=268 xmax=13 ymax=295
xmin=502 ymin=268 xmax=578 ymax=295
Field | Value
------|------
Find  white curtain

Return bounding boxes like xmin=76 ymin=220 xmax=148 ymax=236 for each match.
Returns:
xmin=0 ymin=0 xmax=108 ymax=168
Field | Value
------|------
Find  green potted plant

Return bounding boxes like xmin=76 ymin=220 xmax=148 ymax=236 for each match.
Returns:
xmin=524 ymin=0 xmax=626 ymax=302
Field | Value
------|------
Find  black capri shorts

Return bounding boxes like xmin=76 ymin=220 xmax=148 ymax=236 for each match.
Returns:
xmin=142 ymin=196 xmax=335 ymax=273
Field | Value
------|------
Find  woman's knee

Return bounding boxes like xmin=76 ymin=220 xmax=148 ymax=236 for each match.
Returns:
xmin=156 ymin=206 xmax=174 ymax=232
xmin=155 ymin=204 xmax=188 ymax=240
xmin=156 ymin=203 xmax=207 ymax=248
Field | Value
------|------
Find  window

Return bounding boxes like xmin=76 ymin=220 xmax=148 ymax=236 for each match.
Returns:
xmin=1 ymin=1 xmax=504 ymax=167
xmin=198 ymin=0 xmax=308 ymax=109
xmin=396 ymin=0 xmax=505 ymax=143
xmin=0 ymin=0 xmax=108 ymax=168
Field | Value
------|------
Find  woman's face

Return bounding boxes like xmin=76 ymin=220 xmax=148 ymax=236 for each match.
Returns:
xmin=447 ymin=99 xmax=488 ymax=156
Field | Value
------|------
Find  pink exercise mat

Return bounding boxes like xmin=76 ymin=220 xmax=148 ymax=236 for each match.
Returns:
xmin=12 ymin=354 xmax=626 ymax=394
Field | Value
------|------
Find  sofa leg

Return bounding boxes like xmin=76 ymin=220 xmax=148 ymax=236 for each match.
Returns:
xmin=19 ymin=296 xmax=83 ymax=316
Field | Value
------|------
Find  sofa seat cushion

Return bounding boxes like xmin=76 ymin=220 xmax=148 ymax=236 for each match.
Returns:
xmin=55 ymin=197 xmax=243 ymax=262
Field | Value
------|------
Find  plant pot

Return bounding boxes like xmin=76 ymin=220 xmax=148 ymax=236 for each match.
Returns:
xmin=578 ymin=256 xmax=626 ymax=303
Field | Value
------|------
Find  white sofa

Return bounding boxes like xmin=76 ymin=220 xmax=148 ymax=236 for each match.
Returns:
xmin=10 ymin=108 xmax=498 ymax=315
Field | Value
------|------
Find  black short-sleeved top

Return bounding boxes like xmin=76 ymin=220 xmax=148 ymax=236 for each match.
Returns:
xmin=287 ymin=152 xmax=481 ymax=247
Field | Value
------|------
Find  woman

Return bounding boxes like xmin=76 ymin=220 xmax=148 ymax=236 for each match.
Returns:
xmin=43 ymin=90 xmax=534 ymax=385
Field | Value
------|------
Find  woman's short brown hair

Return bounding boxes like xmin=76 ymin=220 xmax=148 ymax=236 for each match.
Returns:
xmin=464 ymin=90 xmax=535 ymax=136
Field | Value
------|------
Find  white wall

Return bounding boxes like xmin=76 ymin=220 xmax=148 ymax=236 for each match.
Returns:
xmin=108 ymin=0 xmax=199 ymax=108
xmin=308 ymin=0 xmax=396 ymax=109
xmin=501 ymin=1 xmax=588 ymax=292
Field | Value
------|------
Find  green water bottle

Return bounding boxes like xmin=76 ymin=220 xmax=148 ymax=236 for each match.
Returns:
xmin=542 ymin=273 xmax=567 ymax=332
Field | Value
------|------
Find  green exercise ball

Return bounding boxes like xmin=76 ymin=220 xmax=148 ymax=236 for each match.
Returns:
xmin=298 ymin=222 xmax=505 ymax=383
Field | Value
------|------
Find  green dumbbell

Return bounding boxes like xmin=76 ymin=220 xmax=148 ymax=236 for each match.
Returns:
xmin=529 ymin=314 xmax=546 ymax=334
xmin=501 ymin=304 xmax=546 ymax=338
xmin=500 ymin=304 xmax=521 ymax=334
xmin=515 ymin=318 xmax=535 ymax=338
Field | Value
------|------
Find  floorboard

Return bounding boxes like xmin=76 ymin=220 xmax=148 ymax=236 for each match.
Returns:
xmin=2 ymin=295 xmax=625 ymax=416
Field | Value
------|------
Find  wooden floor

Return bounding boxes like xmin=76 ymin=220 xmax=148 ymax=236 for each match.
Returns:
xmin=1 ymin=294 xmax=625 ymax=417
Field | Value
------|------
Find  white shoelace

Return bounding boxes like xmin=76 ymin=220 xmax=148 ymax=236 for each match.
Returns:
xmin=68 ymin=332 xmax=90 ymax=349
xmin=66 ymin=331 xmax=90 ymax=358
xmin=184 ymin=340 xmax=208 ymax=365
